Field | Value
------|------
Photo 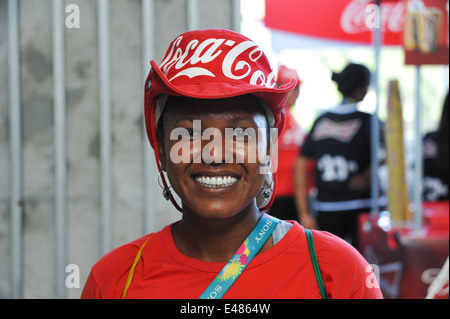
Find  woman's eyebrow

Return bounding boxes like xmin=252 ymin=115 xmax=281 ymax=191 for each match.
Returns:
xmin=173 ymin=118 xmax=198 ymax=126
xmin=227 ymin=116 xmax=256 ymax=126
xmin=173 ymin=116 xmax=257 ymax=126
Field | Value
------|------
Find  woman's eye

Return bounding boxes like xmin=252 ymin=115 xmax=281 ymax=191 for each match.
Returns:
xmin=187 ymin=129 xmax=202 ymax=138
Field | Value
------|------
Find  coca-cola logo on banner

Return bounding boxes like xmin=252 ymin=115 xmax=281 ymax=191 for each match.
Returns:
xmin=265 ymin=0 xmax=408 ymax=45
xmin=341 ymin=0 xmax=405 ymax=34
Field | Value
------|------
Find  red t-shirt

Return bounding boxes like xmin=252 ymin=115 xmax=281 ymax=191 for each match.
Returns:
xmin=81 ymin=221 xmax=383 ymax=299
xmin=275 ymin=110 xmax=304 ymax=196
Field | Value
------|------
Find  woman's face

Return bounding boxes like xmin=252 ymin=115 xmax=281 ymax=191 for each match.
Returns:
xmin=158 ymin=95 xmax=271 ymax=220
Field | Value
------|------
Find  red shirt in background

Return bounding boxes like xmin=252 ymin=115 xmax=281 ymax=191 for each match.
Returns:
xmin=81 ymin=221 xmax=383 ymax=299
xmin=275 ymin=109 xmax=305 ymax=196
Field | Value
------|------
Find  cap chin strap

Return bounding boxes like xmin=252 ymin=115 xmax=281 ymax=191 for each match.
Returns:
xmin=157 ymin=166 xmax=182 ymax=212
xmin=150 ymin=103 xmax=183 ymax=213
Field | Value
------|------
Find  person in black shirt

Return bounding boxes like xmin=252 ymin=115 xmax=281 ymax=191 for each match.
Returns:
xmin=295 ymin=63 xmax=385 ymax=247
xmin=423 ymin=92 xmax=449 ymax=202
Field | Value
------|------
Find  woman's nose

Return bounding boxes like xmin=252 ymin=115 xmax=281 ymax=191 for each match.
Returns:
xmin=200 ymin=128 xmax=225 ymax=164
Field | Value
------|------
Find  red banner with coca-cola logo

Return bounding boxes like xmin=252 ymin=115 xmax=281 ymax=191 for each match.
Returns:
xmin=265 ymin=0 xmax=404 ymax=46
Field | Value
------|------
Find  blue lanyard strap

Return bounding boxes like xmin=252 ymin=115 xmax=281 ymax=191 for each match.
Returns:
xmin=199 ymin=214 xmax=280 ymax=299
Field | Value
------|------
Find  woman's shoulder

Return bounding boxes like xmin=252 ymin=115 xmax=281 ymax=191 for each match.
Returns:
xmin=82 ymin=226 xmax=171 ymax=298
xmin=89 ymin=225 xmax=170 ymax=281
xmin=309 ymin=229 xmax=365 ymax=262
xmin=305 ymin=228 xmax=382 ymax=298
xmin=286 ymin=223 xmax=365 ymax=264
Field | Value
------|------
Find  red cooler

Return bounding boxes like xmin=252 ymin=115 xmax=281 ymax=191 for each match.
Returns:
xmin=358 ymin=201 xmax=449 ymax=299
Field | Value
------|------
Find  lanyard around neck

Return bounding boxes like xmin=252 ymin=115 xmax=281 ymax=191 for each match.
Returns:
xmin=199 ymin=214 xmax=280 ymax=299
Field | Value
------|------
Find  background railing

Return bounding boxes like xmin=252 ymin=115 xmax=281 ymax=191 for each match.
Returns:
xmin=1 ymin=0 xmax=241 ymax=299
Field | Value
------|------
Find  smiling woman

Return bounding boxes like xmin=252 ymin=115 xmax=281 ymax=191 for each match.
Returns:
xmin=81 ymin=29 xmax=383 ymax=299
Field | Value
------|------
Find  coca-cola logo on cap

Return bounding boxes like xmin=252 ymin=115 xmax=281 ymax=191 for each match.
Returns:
xmin=158 ymin=32 xmax=277 ymax=89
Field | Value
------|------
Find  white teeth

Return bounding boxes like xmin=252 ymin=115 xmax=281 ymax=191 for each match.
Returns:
xmin=194 ymin=176 xmax=238 ymax=188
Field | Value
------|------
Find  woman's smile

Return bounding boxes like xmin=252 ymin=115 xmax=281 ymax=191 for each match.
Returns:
xmin=188 ymin=167 xmax=244 ymax=198
xmin=193 ymin=175 xmax=240 ymax=188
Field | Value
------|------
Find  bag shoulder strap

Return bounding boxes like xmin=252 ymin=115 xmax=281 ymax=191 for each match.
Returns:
xmin=121 ymin=238 xmax=150 ymax=299
xmin=305 ymin=229 xmax=327 ymax=299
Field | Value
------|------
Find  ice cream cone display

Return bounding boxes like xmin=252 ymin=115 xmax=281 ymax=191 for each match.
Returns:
xmin=385 ymin=80 xmax=410 ymax=223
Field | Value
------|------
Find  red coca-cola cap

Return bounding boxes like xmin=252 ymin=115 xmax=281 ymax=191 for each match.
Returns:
xmin=145 ymin=29 xmax=297 ymax=149
xmin=144 ymin=29 xmax=297 ymax=211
